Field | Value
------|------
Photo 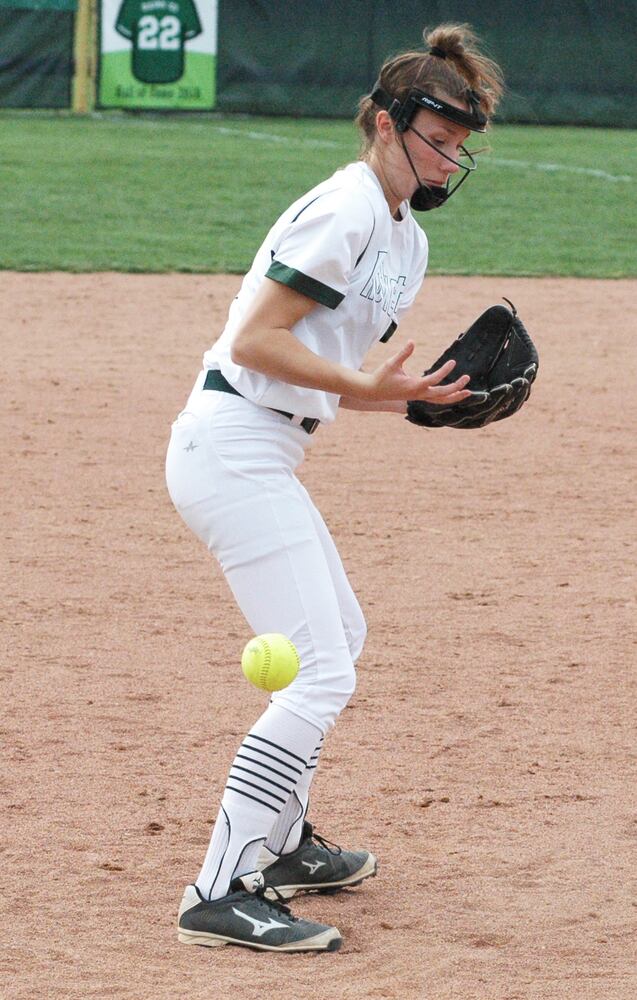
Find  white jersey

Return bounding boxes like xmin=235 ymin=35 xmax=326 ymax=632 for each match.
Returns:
xmin=203 ymin=160 xmax=429 ymax=424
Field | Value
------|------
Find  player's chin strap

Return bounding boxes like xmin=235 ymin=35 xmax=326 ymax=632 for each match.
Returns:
xmin=370 ymin=85 xmax=487 ymax=212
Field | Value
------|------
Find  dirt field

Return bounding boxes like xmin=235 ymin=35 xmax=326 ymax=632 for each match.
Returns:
xmin=2 ymin=273 xmax=635 ymax=1000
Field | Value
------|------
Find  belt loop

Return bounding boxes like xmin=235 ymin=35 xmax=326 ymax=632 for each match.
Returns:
xmin=302 ymin=418 xmax=320 ymax=435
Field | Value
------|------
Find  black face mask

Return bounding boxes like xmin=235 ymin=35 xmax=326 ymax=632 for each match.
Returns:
xmin=400 ymin=130 xmax=476 ymax=212
xmin=370 ymin=86 xmax=486 ymax=212
xmin=410 ymin=183 xmax=449 ymax=212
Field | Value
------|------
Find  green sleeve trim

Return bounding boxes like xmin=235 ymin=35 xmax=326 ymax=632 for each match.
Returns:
xmin=266 ymin=261 xmax=344 ymax=309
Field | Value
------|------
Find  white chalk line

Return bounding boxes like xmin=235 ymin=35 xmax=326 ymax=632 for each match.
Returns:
xmin=107 ymin=119 xmax=631 ymax=184
xmin=487 ymin=157 xmax=631 ymax=183
xmin=211 ymin=125 xmax=341 ymax=149
xmin=209 ymin=125 xmax=632 ymax=183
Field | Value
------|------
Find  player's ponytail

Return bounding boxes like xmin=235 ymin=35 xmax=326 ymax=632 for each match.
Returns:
xmin=424 ymin=23 xmax=503 ymax=114
xmin=356 ymin=22 xmax=504 ymax=157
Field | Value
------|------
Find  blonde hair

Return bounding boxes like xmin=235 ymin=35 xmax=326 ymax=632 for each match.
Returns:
xmin=356 ymin=23 xmax=504 ymax=156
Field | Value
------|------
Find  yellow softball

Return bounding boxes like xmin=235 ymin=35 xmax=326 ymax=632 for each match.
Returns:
xmin=241 ymin=633 xmax=300 ymax=692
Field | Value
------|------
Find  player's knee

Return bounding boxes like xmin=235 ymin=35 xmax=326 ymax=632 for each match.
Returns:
xmin=274 ymin=647 xmax=357 ymax=734
xmin=329 ymin=659 xmax=357 ymax=718
xmin=347 ymin=612 xmax=367 ymax=664
xmin=343 ymin=604 xmax=367 ymax=663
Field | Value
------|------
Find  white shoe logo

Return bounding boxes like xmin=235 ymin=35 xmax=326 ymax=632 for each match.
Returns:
xmin=302 ymin=860 xmax=326 ymax=875
xmin=232 ymin=907 xmax=287 ymax=938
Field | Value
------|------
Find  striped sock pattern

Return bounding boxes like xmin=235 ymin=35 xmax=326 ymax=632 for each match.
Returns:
xmin=264 ymin=735 xmax=324 ymax=855
xmin=225 ymin=733 xmax=307 ymax=814
xmin=195 ymin=704 xmax=322 ymax=900
xmin=307 ymin=736 xmax=324 ymax=771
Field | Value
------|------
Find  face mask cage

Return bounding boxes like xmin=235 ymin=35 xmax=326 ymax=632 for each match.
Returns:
xmin=399 ymin=120 xmax=478 ymax=204
xmin=370 ymin=85 xmax=487 ymax=211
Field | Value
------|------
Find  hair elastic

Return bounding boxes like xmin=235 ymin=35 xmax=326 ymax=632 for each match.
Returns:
xmin=429 ymin=46 xmax=447 ymax=59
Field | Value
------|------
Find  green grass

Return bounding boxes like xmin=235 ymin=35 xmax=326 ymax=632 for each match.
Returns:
xmin=2 ymin=111 xmax=635 ymax=276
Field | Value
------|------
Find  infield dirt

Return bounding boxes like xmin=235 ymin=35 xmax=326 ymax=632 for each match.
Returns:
xmin=2 ymin=274 xmax=636 ymax=1000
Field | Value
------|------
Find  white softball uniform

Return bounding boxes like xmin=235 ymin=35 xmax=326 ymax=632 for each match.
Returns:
xmin=166 ymin=391 xmax=365 ymax=732
xmin=167 ymin=159 xmax=429 ymax=899
xmin=203 ymin=160 xmax=428 ymax=423
xmin=167 ymin=162 xmax=427 ymax=733
xmin=166 ymin=160 xmax=428 ymax=735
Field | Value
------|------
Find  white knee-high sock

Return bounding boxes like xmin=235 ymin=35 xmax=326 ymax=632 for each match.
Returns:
xmin=195 ymin=704 xmax=322 ymax=900
xmin=262 ymin=736 xmax=324 ymax=856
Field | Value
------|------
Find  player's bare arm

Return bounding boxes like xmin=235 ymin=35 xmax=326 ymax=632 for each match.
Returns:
xmin=232 ymin=279 xmax=472 ymax=404
xmin=338 ymin=396 xmax=407 ymax=412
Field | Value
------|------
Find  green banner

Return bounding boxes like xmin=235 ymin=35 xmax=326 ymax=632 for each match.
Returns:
xmin=98 ymin=0 xmax=217 ymax=110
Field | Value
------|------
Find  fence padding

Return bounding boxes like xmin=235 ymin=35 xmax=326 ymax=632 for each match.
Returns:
xmin=0 ymin=9 xmax=74 ymax=107
xmin=216 ymin=0 xmax=637 ymax=127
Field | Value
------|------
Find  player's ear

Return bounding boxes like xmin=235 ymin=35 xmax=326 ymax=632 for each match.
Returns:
xmin=375 ymin=110 xmax=395 ymax=144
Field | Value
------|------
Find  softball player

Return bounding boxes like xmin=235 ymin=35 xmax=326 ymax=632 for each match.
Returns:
xmin=167 ymin=24 xmax=503 ymax=953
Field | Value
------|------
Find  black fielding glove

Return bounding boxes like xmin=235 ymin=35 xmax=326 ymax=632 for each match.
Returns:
xmin=406 ymin=300 xmax=539 ymax=429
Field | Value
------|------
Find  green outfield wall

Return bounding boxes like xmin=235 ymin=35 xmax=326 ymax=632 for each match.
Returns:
xmin=1 ymin=0 xmax=636 ymax=125
xmin=0 ymin=0 xmax=76 ymax=108
xmin=215 ymin=0 xmax=637 ymax=127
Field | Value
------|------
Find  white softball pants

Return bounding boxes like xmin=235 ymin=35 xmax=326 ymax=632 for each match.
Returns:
xmin=165 ymin=376 xmax=366 ymax=735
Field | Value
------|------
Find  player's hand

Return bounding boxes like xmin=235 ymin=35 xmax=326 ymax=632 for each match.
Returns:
xmin=357 ymin=341 xmax=472 ymax=403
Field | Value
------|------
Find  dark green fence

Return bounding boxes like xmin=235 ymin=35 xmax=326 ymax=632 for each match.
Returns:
xmin=1 ymin=0 xmax=636 ymax=125
xmin=216 ymin=0 xmax=637 ymax=127
xmin=0 ymin=0 xmax=76 ymax=108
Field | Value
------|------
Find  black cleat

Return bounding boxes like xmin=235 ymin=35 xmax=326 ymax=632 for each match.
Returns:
xmin=177 ymin=871 xmax=342 ymax=952
xmin=260 ymin=821 xmax=378 ymax=900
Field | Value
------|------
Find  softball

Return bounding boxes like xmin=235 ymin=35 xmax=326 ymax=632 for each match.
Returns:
xmin=241 ymin=633 xmax=300 ymax=692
